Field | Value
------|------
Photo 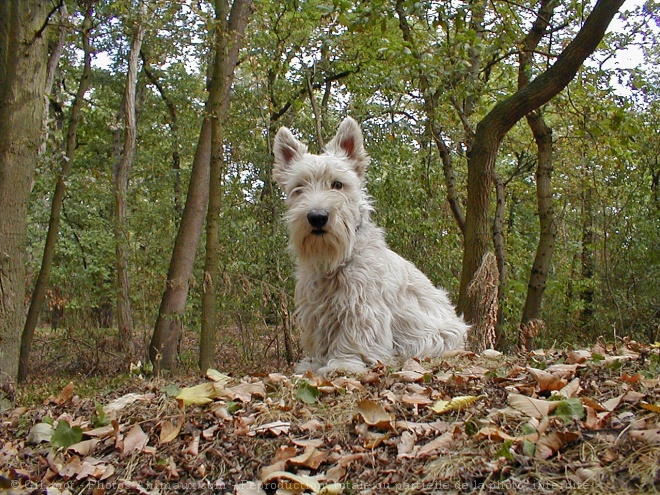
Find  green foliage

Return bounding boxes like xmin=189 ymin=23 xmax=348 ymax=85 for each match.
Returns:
xmin=51 ymin=420 xmax=84 ymax=449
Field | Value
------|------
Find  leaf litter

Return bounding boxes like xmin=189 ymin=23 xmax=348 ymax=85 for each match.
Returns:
xmin=1 ymin=340 xmax=659 ymax=494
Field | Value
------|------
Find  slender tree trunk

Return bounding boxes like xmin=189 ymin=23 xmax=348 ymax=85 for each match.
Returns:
xmin=199 ymin=0 xmax=230 ymax=372
xmin=580 ymin=185 xmax=595 ymax=331
xmin=519 ymin=111 xmax=555 ymax=347
xmin=39 ymin=3 xmax=67 ymax=156
xmin=457 ymin=0 xmax=624 ymax=323
xmin=19 ymin=7 xmax=93 ymax=383
xmin=492 ymin=173 xmax=507 ymax=349
xmin=150 ymin=0 xmax=252 ymax=373
xmin=518 ymin=0 xmax=558 ymax=350
xmin=0 ymin=1 xmax=50 ymax=385
xmin=114 ymin=5 xmax=146 ymax=359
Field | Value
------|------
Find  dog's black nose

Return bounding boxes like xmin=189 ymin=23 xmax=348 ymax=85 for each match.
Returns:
xmin=307 ymin=209 xmax=329 ymax=228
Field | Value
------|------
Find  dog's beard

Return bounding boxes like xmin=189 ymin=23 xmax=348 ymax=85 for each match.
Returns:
xmin=289 ymin=215 xmax=355 ymax=273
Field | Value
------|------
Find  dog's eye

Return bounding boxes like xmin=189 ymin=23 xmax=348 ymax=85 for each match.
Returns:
xmin=291 ymin=185 xmax=304 ymax=196
xmin=331 ymin=181 xmax=343 ymax=190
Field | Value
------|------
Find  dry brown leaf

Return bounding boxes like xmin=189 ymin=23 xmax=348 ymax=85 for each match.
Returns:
xmin=402 ymin=358 xmax=428 ymax=374
xmin=159 ymin=416 xmax=184 ymax=444
xmin=104 ymin=393 xmax=155 ymax=414
xmin=602 ymin=394 xmax=625 ymax=412
xmin=249 ymin=420 xmax=291 ymax=437
xmin=396 ymin=431 xmax=417 ymax=458
xmin=558 ymin=378 xmax=582 ymax=398
xmin=185 ymin=433 xmax=200 ymax=455
xmin=391 ymin=370 xmax=425 ymax=383
xmin=629 ymin=429 xmax=660 ymax=444
xmin=401 ymin=394 xmax=433 ymax=406
xmin=202 ymin=423 xmax=219 ymax=440
xmin=49 ymin=382 xmax=75 ymax=405
xmin=508 ymin=393 xmax=558 ymax=419
xmin=121 ymin=424 xmax=149 ymax=457
xmin=527 ymin=368 xmax=568 ymax=392
xmin=226 ymin=382 xmax=266 ymax=402
xmin=299 ymin=419 xmax=323 ymax=432
xmin=84 ymin=425 xmax=115 ymax=439
xmin=260 ymin=471 xmax=321 ymax=492
xmin=67 ymin=438 xmax=100 ymax=456
xmin=287 ymin=447 xmax=329 ymax=470
xmin=235 ymin=481 xmax=267 ymax=495
xmin=544 ymin=363 xmax=579 ymax=378
xmin=567 ymin=350 xmax=591 ymax=364
xmin=292 ymin=438 xmax=325 ymax=449
xmin=395 ymin=420 xmax=449 ymax=436
xmin=534 ymin=431 xmax=580 ymax=460
xmin=356 ymin=400 xmax=394 ymax=431
xmin=417 ymin=431 xmax=455 ymax=456
xmin=330 ymin=376 xmax=365 ymax=392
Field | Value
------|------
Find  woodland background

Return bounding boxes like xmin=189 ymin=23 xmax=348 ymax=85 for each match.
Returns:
xmin=1 ymin=0 xmax=659 ymax=385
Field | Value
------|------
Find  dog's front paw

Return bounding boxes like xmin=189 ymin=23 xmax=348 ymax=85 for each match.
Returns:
xmin=316 ymin=357 xmax=369 ymax=376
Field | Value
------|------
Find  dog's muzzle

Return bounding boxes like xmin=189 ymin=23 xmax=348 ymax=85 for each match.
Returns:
xmin=307 ymin=209 xmax=329 ymax=234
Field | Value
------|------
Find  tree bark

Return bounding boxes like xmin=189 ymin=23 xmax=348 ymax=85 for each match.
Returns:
xmin=457 ymin=0 xmax=624 ymax=323
xmin=518 ymin=0 xmax=558 ymax=350
xmin=19 ymin=6 xmax=93 ymax=383
xmin=0 ymin=0 xmax=51 ymax=385
xmin=150 ymin=0 xmax=252 ymax=373
xmin=113 ymin=4 xmax=146 ymax=359
xmin=199 ymin=0 xmax=230 ymax=373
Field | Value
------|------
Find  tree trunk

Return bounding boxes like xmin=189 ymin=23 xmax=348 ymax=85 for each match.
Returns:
xmin=0 ymin=0 xmax=50 ymax=385
xmin=457 ymin=0 xmax=624 ymax=323
xmin=199 ymin=0 xmax=230 ymax=373
xmin=580 ymin=185 xmax=595 ymax=331
xmin=19 ymin=6 xmax=93 ymax=383
xmin=150 ymin=0 xmax=252 ymax=373
xmin=114 ymin=5 xmax=146 ymax=359
xmin=518 ymin=0 xmax=558 ymax=350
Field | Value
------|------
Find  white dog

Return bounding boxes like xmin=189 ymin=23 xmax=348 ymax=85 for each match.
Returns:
xmin=273 ymin=117 xmax=468 ymax=374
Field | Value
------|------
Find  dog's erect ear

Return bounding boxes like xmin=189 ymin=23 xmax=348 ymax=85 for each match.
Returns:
xmin=325 ymin=117 xmax=370 ymax=179
xmin=273 ymin=126 xmax=308 ymax=185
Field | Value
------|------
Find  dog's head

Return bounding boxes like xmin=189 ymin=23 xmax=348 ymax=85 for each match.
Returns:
xmin=273 ymin=117 xmax=373 ymax=272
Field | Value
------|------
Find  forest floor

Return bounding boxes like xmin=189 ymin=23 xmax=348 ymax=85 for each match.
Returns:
xmin=1 ymin=328 xmax=660 ymax=495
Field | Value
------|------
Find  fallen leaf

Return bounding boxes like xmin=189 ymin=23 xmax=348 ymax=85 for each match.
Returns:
xmin=508 ymin=394 xmax=558 ymax=419
xmin=261 ymin=471 xmax=321 ymax=493
xmin=26 ymin=422 xmax=55 ymax=444
xmin=226 ymin=382 xmax=267 ymax=402
xmin=356 ymin=400 xmax=394 ymax=431
xmin=49 ymin=382 xmax=75 ymax=405
xmin=249 ymin=420 xmax=291 ymax=437
xmin=235 ymin=481 xmax=267 ymax=495
xmin=396 ymin=431 xmax=417 ymax=457
xmin=567 ymin=350 xmax=591 ymax=364
xmin=176 ymin=383 xmax=217 ymax=406
xmin=629 ymin=429 xmax=660 ymax=444
xmin=558 ymin=378 xmax=582 ymax=398
xmin=417 ymin=431 xmax=455 ymax=456
xmin=431 ymin=395 xmax=483 ymax=414
xmin=528 ymin=368 xmax=568 ymax=392
xmin=482 ymin=349 xmax=503 ymax=359
xmin=67 ymin=438 xmax=100 ymax=456
xmin=103 ymin=393 xmax=155 ymax=414
xmin=287 ymin=448 xmax=328 ymax=470
xmin=206 ymin=368 xmax=231 ymax=383
xmin=159 ymin=416 xmax=184 ymax=444
xmin=121 ymin=424 xmax=149 ymax=457
xmin=534 ymin=431 xmax=580 ymax=460
xmin=640 ymin=402 xmax=660 ymax=413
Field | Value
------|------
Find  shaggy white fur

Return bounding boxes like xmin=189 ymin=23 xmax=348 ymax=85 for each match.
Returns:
xmin=273 ymin=117 xmax=469 ymax=375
